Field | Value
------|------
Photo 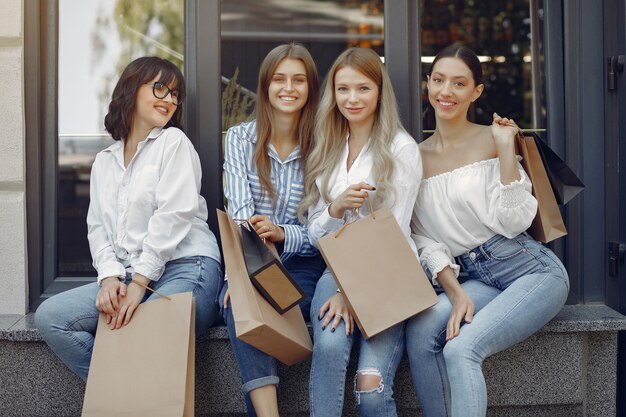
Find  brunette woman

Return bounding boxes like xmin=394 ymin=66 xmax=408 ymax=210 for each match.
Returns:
xmin=406 ymin=44 xmax=569 ymax=417
xmin=35 ymin=56 xmax=223 ymax=380
xmin=220 ymin=43 xmax=325 ymax=417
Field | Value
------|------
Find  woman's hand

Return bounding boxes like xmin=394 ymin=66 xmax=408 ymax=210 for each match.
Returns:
xmin=249 ymin=215 xmax=285 ymax=242
xmin=491 ymin=112 xmax=520 ymax=149
xmin=95 ymin=276 xmax=127 ymax=325
xmin=318 ymin=293 xmax=355 ymax=336
xmin=445 ymin=288 xmax=475 ymax=341
xmin=328 ymin=182 xmax=375 ymax=219
xmin=112 ymin=274 xmax=148 ymax=330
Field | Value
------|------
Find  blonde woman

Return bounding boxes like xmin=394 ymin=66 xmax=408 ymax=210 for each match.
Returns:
xmin=220 ymin=43 xmax=325 ymax=417
xmin=300 ymin=47 xmax=422 ymax=417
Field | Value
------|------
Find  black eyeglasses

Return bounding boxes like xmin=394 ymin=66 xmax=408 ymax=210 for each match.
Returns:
xmin=148 ymin=82 xmax=181 ymax=105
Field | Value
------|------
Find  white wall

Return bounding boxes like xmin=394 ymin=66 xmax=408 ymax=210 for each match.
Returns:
xmin=0 ymin=0 xmax=27 ymax=314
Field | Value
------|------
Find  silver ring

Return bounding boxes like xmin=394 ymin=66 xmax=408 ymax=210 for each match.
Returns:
xmin=336 ymin=313 xmax=343 ymax=319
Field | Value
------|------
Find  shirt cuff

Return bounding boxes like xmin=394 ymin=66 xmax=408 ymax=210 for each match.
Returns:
xmin=318 ymin=205 xmax=346 ymax=234
xmin=96 ymin=261 xmax=127 ymax=286
xmin=499 ymin=178 xmax=530 ymax=209
xmin=133 ymin=251 xmax=167 ymax=281
xmin=422 ymin=251 xmax=460 ymax=286
xmin=281 ymin=224 xmax=301 ymax=254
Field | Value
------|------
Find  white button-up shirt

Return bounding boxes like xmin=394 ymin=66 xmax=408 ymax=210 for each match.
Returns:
xmin=87 ymin=127 xmax=220 ymax=284
xmin=307 ymin=129 xmax=422 ymax=255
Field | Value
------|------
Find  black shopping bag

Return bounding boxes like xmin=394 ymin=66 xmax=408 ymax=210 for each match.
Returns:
xmin=531 ymin=133 xmax=584 ymax=205
xmin=240 ymin=222 xmax=306 ymax=314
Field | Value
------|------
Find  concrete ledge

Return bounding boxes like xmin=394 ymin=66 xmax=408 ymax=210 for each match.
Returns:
xmin=1 ymin=305 xmax=625 ymax=417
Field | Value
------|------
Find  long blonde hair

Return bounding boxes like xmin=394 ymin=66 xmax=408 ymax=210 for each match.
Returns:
xmin=253 ymin=43 xmax=320 ymax=201
xmin=299 ymin=47 xmax=404 ymax=221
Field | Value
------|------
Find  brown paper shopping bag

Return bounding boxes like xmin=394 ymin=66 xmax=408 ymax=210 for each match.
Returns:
xmin=240 ymin=222 xmax=306 ymax=314
xmin=82 ymin=292 xmax=195 ymax=417
xmin=318 ymin=207 xmax=438 ymax=339
xmin=217 ymin=209 xmax=312 ymax=366
xmin=517 ymin=134 xmax=567 ymax=243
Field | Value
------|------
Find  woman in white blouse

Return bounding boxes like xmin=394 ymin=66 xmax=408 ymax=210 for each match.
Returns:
xmin=35 ymin=57 xmax=223 ymax=381
xmin=300 ymin=47 xmax=422 ymax=417
xmin=406 ymin=45 xmax=569 ymax=417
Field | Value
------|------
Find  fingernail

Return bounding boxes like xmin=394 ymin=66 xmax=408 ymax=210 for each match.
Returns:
xmin=322 ymin=326 xmax=326 ymax=331
xmin=331 ymin=327 xmax=335 ymax=333
xmin=372 ymin=187 xmax=376 ymax=190
xmin=318 ymin=315 xmax=322 ymax=321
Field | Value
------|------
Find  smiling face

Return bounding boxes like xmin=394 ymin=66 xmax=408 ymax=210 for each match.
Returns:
xmin=267 ymin=58 xmax=309 ymax=116
xmin=132 ymin=74 xmax=178 ymax=133
xmin=334 ymin=65 xmax=380 ymax=129
xmin=428 ymin=56 xmax=484 ymax=122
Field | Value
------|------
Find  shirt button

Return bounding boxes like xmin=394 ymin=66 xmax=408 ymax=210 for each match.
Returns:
xmin=469 ymin=252 xmax=477 ymax=261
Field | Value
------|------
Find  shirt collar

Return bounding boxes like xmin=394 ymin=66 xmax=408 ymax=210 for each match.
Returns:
xmin=102 ymin=127 xmax=164 ymax=154
xmin=268 ymin=143 xmax=302 ymax=165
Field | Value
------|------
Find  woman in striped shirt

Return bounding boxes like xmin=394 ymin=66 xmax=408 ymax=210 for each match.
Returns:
xmin=220 ymin=43 xmax=325 ymax=417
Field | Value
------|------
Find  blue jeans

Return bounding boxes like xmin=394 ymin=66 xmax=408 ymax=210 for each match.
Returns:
xmin=35 ymin=256 xmax=223 ymax=381
xmin=405 ymin=233 xmax=569 ymax=417
xmin=309 ymin=269 xmax=356 ymax=417
xmin=221 ymin=254 xmax=326 ymax=417
xmin=355 ymin=322 xmax=406 ymax=417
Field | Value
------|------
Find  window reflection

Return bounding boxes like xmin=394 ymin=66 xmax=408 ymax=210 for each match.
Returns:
xmin=220 ymin=0 xmax=385 ymax=130
xmin=58 ymin=0 xmax=184 ymax=276
xmin=419 ymin=0 xmax=545 ymax=132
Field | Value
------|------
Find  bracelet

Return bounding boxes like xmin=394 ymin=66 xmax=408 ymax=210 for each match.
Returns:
xmin=131 ymin=279 xmax=172 ymax=301
xmin=336 ymin=288 xmax=341 ymax=294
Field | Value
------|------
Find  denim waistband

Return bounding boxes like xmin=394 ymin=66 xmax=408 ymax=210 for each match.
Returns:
xmin=457 ymin=232 xmax=533 ymax=267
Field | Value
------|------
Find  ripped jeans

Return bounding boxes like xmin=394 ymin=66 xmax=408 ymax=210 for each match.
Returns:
xmin=355 ymin=322 xmax=406 ymax=417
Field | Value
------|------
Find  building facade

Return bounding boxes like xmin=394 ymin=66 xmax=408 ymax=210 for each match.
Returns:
xmin=1 ymin=0 xmax=626 ymax=413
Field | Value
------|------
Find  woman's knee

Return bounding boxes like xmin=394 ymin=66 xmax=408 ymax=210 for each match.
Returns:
xmin=442 ymin=336 xmax=482 ymax=368
xmin=354 ymin=368 xmax=389 ymax=409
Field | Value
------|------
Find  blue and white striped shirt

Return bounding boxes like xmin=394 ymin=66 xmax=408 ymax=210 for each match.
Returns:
xmin=223 ymin=120 xmax=318 ymax=261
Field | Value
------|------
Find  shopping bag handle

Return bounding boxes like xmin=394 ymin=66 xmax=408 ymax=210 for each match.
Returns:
xmin=132 ymin=279 xmax=172 ymax=301
xmin=334 ymin=195 xmax=376 ymax=238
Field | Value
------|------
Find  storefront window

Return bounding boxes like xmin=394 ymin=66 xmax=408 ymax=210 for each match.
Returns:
xmin=57 ymin=0 xmax=184 ymax=277
xmin=419 ymin=0 xmax=546 ymax=133
xmin=220 ymin=0 xmax=385 ymax=130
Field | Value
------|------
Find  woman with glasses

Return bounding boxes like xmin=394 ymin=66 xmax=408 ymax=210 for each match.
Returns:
xmin=35 ymin=56 xmax=223 ymax=381
xmin=220 ymin=43 xmax=326 ymax=417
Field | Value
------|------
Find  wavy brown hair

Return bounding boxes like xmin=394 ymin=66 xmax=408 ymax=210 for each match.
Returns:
xmin=104 ymin=56 xmax=186 ymax=141
xmin=253 ymin=43 xmax=320 ymax=201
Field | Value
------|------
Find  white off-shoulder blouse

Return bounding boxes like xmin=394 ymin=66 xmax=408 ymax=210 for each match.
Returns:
xmin=410 ymin=157 xmax=538 ymax=284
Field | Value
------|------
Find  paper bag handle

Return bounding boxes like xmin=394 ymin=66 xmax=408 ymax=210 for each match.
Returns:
xmin=334 ymin=195 xmax=376 ymax=238
xmin=132 ymin=279 xmax=172 ymax=301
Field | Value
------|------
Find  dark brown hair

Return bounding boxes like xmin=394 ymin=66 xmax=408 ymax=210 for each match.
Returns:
xmin=253 ymin=43 xmax=320 ymax=201
xmin=104 ymin=56 xmax=186 ymax=141
xmin=429 ymin=44 xmax=483 ymax=85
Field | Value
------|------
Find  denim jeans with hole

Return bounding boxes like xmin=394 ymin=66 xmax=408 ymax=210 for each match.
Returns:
xmin=354 ymin=322 xmax=406 ymax=417
xmin=220 ymin=254 xmax=326 ymax=417
xmin=405 ymin=233 xmax=569 ymax=417
xmin=35 ymin=256 xmax=223 ymax=381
